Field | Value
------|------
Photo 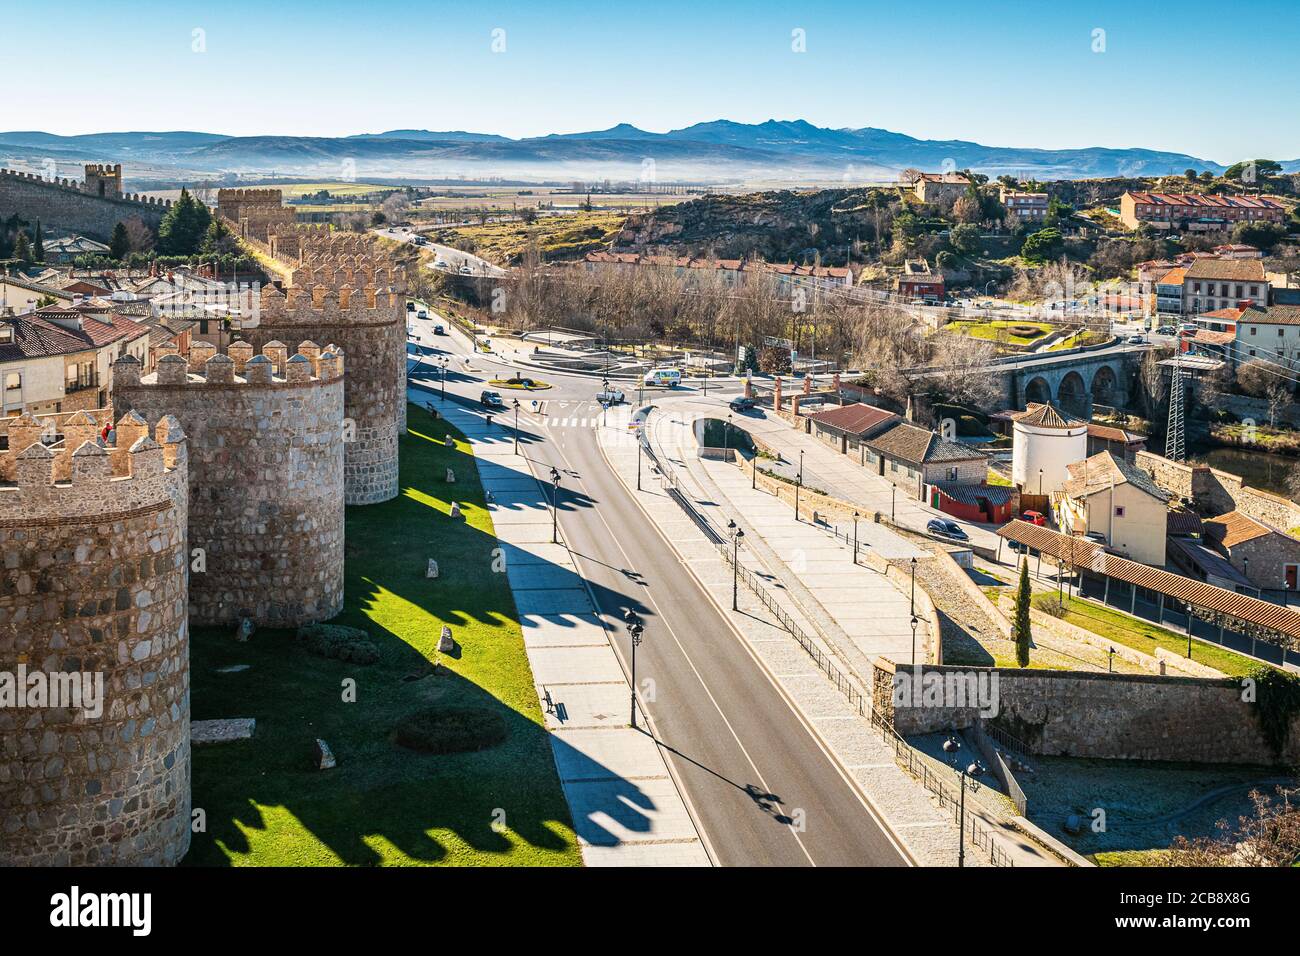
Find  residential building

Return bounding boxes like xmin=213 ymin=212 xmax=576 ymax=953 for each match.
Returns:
xmin=1212 ymin=243 xmax=1263 ymax=260
xmin=0 ymin=301 xmax=150 ymax=415
xmin=1086 ymin=423 xmax=1147 ymax=460
xmin=1153 ymin=267 xmax=1186 ymax=315
xmin=807 ymin=402 xmax=899 ymax=456
xmin=912 ymin=172 xmax=972 ymax=205
xmin=1203 ymin=510 xmax=1300 ymax=592
xmin=581 ymin=252 xmax=853 ymax=291
xmin=897 ymin=259 xmax=944 ymax=302
xmin=42 ymin=235 xmax=111 ymax=264
xmin=999 ymin=187 xmax=1049 ymax=222
xmin=1053 ymin=451 xmax=1171 ymax=566
xmin=1217 ymin=303 xmax=1300 ymax=366
xmin=1119 ymin=191 xmax=1287 ymax=231
xmin=862 ymin=420 xmax=987 ymax=500
xmin=0 ymin=275 xmax=76 ymax=315
xmin=1182 ymin=258 xmax=1269 ymax=314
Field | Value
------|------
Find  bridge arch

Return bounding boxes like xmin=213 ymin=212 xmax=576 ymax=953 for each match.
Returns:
xmin=1091 ymin=364 xmax=1119 ymax=408
xmin=1024 ymin=376 xmax=1052 ymax=406
xmin=1058 ymin=370 xmax=1090 ymax=419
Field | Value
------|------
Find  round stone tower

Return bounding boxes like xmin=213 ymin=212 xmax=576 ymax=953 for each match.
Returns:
xmin=1011 ymin=401 xmax=1089 ymax=493
xmin=0 ymin=414 xmax=191 ymax=866
xmin=113 ymin=342 xmax=346 ymax=627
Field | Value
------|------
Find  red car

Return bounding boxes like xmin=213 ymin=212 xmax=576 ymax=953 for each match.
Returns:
xmin=1021 ymin=511 xmax=1047 ymax=526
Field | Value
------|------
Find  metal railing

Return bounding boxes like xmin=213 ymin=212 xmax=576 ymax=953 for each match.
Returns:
xmin=868 ymin=709 xmax=1015 ymax=867
xmin=716 ymin=538 xmax=870 ymax=717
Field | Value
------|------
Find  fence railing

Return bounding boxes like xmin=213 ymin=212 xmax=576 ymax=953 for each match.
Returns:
xmin=868 ymin=709 xmax=1015 ymax=867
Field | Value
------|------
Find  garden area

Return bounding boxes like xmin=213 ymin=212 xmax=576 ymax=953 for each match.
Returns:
xmin=943 ymin=319 xmax=1054 ymax=347
xmin=186 ymin=407 xmax=580 ymax=867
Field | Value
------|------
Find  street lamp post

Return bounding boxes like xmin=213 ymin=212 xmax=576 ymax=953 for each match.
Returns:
xmin=852 ymin=511 xmax=859 ymax=566
xmin=512 ymin=398 xmax=521 ymax=455
xmin=727 ymin=520 xmax=745 ymax=610
xmin=625 ymin=609 xmax=645 ymax=729
xmin=1038 ymin=467 xmax=1043 ymax=495
xmin=439 ymin=357 xmax=449 ymax=402
xmin=942 ymin=736 xmax=984 ymax=868
xmin=636 ymin=437 xmax=642 ymax=491
xmin=1185 ymin=602 xmax=1194 ymax=658
xmin=891 ymin=484 xmax=896 ymax=522
xmin=911 ymin=615 xmax=919 ymax=665
xmin=549 ymin=467 xmax=561 ymax=544
xmin=725 ymin=413 xmax=732 ymax=458
xmin=795 ymin=450 xmax=804 ymax=522
xmin=910 ymin=556 xmax=917 ymax=616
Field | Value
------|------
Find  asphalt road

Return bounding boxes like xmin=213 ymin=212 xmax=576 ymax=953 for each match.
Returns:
xmin=409 ymin=313 xmax=911 ymax=866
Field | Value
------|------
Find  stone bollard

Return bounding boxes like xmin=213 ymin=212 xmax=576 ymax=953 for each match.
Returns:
xmin=792 ymin=394 xmax=802 ymax=417
xmin=426 ymin=559 xmax=439 ymax=579
xmin=803 ymin=373 xmax=812 ymax=395
xmin=446 ymin=467 xmax=456 ymax=483
xmin=438 ymin=625 xmax=455 ymax=653
xmin=449 ymin=502 xmax=462 ymax=519
xmin=234 ymin=618 xmax=255 ymax=642
xmin=444 ymin=435 xmax=455 ymax=448
xmin=774 ymin=376 xmax=783 ymax=411
xmin=744 ymin=377 xmax=753 ymax=399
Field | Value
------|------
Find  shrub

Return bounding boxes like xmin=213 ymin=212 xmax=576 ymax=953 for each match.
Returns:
xmin=392 ymin=706 xmax=508 ymax=754
xmin=1247 ymin=666 xmax=1300 ymax=757
xmin=1033 ymin=593 xmax=1068 ymax=618
xmin=297 ymin=623 xmax=381 ymax=665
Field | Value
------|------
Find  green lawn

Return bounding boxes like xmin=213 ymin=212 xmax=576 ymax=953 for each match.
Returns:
xmin=946 ymin=319 xmax=1054 ymax=346
xmin=186 ymin=406 xmax=580 ymax=866
xmin=1048 ymin=595 xmax=1265 ymax=679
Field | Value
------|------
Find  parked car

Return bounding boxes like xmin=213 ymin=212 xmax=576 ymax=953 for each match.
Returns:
xmin=596 ymin=388 xmax=625 ymax=404
xmin=926 ymin=518 xmax=969 ymax=541
xmin=480 ymin=390 xmax=505 ymax=408
xmin=1020 ymin=511 xmax=1047 ymax=526
xmin=729 ymin=396 xmax=757 ymax=413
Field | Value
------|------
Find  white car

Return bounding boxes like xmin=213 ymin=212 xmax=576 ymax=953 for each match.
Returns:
xmin=596 ymin=388 xmax=625 ymax=404
xmin=458 ymin=265 xmax=474 ymax=276
xmin=433 ymin=259 xmax=449 ymax=271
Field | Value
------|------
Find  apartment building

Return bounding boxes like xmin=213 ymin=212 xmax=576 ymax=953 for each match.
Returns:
xmin=1054 ymin=451 xmax=1171 ymax=567
xmin=999 ymin=187 xmax=1049 ymax=222
xmin=1119 ymin=191 xmax=1286 ymax=231
xmin=1182 ymin=258 xmax=1269 ymax=314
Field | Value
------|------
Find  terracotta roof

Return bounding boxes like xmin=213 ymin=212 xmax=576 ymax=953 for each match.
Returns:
xmin=919 ymin=172 xmax=971 ymax=184
xmin=865 ymin=420 xmax=986 ymax=465
xmin=30 ymin=306 xmax=150 ymax=349
xmin=1155 ymin=267 xmax=1187 ymax=286
xmin=0 ymin=314 xmax=91 ymax=361
xmin=1126 ymin=191 xmax=1286 ymax=212
xmin=1230 ymin=304 xmax=1300 ymax=327
xmin=1188 ymin=329 xmax=1237 ymax=346
xmin=1061 ymin=451 xmax=1169 ymax=502
xmin=1087 ymin=422 xmax=1146 ymax=443
xmin=807 ymin=402 xmax=898 ymax=436
xmin=1203 ymin=511 xmax=1277 ymax=549
xmin=1014 ymin=402 xmax=1087 ymax=430
xmin=1184 ymin=258 xmax=1268 ymax=282
xmin=997 ymin=520 xmax=1300 ymax=640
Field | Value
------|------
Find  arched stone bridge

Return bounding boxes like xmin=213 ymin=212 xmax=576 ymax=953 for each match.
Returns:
xmin=1007 ymin=350 xmax=1140 ymax=418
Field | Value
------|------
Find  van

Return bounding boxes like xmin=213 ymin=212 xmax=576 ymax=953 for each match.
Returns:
xmin=643 ymin=367 xmax=682 ymax=387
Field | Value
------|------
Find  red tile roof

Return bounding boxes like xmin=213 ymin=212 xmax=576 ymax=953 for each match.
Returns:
xmin=807 ymin=402 xmax=898 ymax=435
xmin=1126 ymin=191 xmax=1286 ymax=212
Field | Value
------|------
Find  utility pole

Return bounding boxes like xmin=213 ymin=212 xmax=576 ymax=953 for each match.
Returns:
xmin=1166 ymin=343 xmax=1186 ymax=462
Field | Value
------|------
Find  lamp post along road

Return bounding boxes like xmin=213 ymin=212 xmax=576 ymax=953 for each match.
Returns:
xmin=852 ymin=511 xmax=859 ymax=566
xmin=942 ymin=736 xmax=983 ymax=868
xmin=549 ymin=466 xmax=561 ymax=545
xmin=625 ymin=609 xmax=645 ymax=728
xmin=512 ymin=398 xmax=521 ymax=455
xmin=728 ymin=520 xmax=745 ymax=611
xmin=795 ymin=450 xmax=804 ymax=522
xmin=910 ymin=556 xmax=917 ymax=617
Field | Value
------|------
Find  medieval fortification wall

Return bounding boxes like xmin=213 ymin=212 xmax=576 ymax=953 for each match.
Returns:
xmin=0 ymin=165 xmax=172 ymax=241
xmin=113 ymin=343 xmax=346 ymax=627
xmin=0 ymin=416 xmax=192 ymax=865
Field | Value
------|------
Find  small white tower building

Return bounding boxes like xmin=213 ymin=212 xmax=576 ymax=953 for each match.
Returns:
xmin=1011 ymin=402 xmax=1088 ymax=494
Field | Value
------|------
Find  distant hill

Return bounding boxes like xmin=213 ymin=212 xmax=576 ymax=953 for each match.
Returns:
xmin=0 ymin=120 xmax=1276 ymax=182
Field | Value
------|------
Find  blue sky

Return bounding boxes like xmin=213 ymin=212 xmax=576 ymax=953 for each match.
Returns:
xmin=7 ymin=0 xmax=1299 ymax=162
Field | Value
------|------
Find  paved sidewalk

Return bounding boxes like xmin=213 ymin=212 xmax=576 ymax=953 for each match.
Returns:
xmin=414 ymin=389 xmax=710 ymax=866
xmin=599 ymin=415 xmax=1063 ymax=867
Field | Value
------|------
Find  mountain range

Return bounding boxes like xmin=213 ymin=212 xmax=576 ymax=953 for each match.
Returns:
xmin=1 ymin=120 xmax=1296 ymax=183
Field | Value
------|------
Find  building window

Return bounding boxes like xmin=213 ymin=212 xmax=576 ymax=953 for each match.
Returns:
xmin=946 ymin=467 xmax=958 ymax=481
xmin=4 ymin=372 xmax=20 ymax=392
xmin=1114 ymin=506 xmax=1125 ymax=517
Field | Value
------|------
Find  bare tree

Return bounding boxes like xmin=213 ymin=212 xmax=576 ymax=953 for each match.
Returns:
xmin=1163 ymin=786 xmax=1300 ymax=867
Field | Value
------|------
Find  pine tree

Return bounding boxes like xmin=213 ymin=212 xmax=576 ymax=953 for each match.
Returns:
xmin=109 ymin=222 xmax=130 ymax=260
xmin=13 ymin=231 xmax=32 ymax=263
xmin=32 ymin=219 xmax=44 ymax=261
xmin=1013 ymin=558 xmax=1032 ymax=667
xmin=157 ymin=188 xmax=212 ymax=256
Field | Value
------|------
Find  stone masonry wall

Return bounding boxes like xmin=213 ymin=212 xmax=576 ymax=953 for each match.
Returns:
xmin=0 ymin=422 xmax=192 ymax=865
xmin=242 ymin=283 xmax=404 ymax=505
xmin=877 ymin=659 xmax=1300 ymax=766
xmin=113 ymin=344 xmax=345 ymax=627
xmin=0 ymin=168 xmax=170 ymax=241
xmin=1137 ymin=450 xmax=1300 ymax=530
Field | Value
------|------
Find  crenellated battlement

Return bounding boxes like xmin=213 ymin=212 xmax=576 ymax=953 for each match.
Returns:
xmin=113 ymin=340 xmax=345 ymax=390
xmin=0 ymin=411 xmax=187 ymax=521
xmin=257 ymin=282 xmax=406 ymax=325
xmin=0 ymin=166 xmax=172 ymax=209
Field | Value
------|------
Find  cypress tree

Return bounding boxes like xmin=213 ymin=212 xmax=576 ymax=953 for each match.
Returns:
xmin=1014 ymin=557 xmax=1032 ymax=667
xmin=14 ymin=231 xmax=32 ymax=263
xmin=109 ymin=222 xmax=130 ymax=260
xmin=32 ymin=219 xmax=44 ymax=261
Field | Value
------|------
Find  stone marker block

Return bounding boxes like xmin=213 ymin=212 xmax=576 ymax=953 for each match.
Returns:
xmin=445 ymin=435 xmax=455 ymax=448
xmin=446 ymin=468 xmax=456 ymax=483
xmin=234 ymin=618 xmax=255 ymax=642
xmin=438 ymin=624 xmax=455 ymax=653
xmin=449 ymin=502 xmax=462 ymax=519
xmin=426 ymin=559 xmax=439 ymax=579
xmin=192 ymin=717 xmax=256 ymax=745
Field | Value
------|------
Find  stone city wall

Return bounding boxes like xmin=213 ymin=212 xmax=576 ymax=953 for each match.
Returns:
xmin=0 ymin=420 xmax=191 ymax=865
xmin=0 ymin=167 xmax=171 ymax=241
xmin=113 ymin=343 xmax=346 ymax=627
xmin=1137 ymin=450 xmax=1300 ymax=530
